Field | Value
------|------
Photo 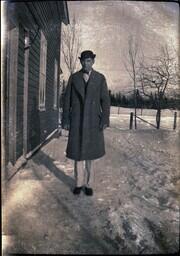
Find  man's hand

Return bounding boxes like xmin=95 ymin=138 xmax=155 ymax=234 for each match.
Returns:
xmin=99 ymin=123 xmax=108 ymax=131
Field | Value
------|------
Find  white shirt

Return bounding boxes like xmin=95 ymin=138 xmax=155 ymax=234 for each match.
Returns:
xmin=83 ymin=70 xmax=92 ymax=83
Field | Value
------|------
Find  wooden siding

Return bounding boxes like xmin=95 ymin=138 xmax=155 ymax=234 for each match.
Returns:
xmin=6 ymin=1 xmax=63 ymax=159
xmin=25 ymin=2 xmax=61 ymax=152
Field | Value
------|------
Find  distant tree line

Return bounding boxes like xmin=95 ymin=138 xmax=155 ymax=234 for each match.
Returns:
xmin=60 ymin=84 xmax=179 ymax=110
xmin=109 ymin=90 xmax=180 ymax=110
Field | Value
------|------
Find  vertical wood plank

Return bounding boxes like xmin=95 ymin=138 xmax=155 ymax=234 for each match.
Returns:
xmin=8 ymin=26 xmax=19 ymax=164
xmin=1 ymin=0 xmax=8 ymax=182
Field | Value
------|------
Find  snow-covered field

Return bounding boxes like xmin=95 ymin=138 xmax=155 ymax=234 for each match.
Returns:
xmin=110 ymin=107 xmax=179 ymax=130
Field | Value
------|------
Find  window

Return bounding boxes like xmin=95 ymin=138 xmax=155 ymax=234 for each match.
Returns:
xmin=39 ymin=30 xmax=47 ymax=111
xmin=53 ymin=59 xmax=58 ymax=109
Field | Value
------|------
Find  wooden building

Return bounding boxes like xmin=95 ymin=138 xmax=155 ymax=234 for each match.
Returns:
xmin=2 ymin=0 xmax=69 ymax=180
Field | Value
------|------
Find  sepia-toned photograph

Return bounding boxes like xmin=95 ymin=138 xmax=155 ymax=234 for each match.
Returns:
xmin=1 ymin=0 xmax=179 ymax=254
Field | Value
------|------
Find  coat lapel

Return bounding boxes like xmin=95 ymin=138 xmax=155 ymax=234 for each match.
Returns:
xmin=85 ymin=69 xmax=96 ymax=99
xmin=73 ymin=70 xmax=85 ymax=102
xmin=73 ymin=69 xmax=97 ymax=103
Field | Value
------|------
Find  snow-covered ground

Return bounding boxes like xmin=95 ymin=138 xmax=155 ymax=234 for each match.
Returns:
xmin=3 ymin=109 xmax=179 ymax=254
xmin=101 ymin=127 xmax=179 ymax=254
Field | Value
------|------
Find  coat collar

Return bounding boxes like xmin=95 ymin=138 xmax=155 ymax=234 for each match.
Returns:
xmin=74 ymin=69 xmax=96 ymax=102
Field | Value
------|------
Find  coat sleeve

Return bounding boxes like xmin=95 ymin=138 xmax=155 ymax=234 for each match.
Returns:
xmin=100 ymin=76 xmax=110 ymax=127
xmin=61 ymin=75 xmax=72 ymax=129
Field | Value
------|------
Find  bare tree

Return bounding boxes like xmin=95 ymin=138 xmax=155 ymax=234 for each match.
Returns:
xmin=61 ymin=16 xmax=81 ymax=75
xmin=138 ymin=44 xmax=178 ymax=129
xmin=123 ymin=35 xmax=140 ymax=128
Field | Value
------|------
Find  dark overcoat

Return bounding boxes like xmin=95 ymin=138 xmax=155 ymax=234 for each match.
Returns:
xmin=62 ymin=69 xmax=110 ymax=161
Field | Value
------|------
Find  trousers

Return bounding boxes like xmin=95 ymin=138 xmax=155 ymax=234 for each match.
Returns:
xmin=74 ymin=160 xmax=93 ymax=187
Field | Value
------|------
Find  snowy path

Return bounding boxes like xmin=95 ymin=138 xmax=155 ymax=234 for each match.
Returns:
xmin=3 ymin=125 xmax=179 ymax=254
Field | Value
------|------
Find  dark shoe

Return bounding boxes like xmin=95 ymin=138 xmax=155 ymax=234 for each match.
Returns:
xmin=84 ymin=186 xmax=93 ymax=196
xmin=73 ymin=187 xmax=82 ymax=195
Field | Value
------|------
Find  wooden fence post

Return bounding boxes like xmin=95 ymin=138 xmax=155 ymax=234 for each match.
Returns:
xmin=173 ymin=111 xmax=177 ymax=130
xmin=129 ymin=112 xmax=133 ymax=129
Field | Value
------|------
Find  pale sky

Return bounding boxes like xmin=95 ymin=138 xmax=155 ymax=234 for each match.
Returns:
xmin=61 ymin=0 xmax=179 ymax=93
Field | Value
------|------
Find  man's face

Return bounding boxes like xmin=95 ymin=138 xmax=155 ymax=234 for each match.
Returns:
xmin=80 ymin=58 xmax=95 ymax=72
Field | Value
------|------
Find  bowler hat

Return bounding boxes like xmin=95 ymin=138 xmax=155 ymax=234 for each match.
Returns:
xmin=79 ymin=50 xmax=96 ymax=60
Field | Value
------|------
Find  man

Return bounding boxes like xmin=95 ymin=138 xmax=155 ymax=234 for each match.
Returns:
xmin=62 ymin=50 xmax=110 ymax=196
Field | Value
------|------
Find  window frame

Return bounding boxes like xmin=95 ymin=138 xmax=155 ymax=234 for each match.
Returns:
xmin=38 ymin=30 xmax=47 ymax=111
